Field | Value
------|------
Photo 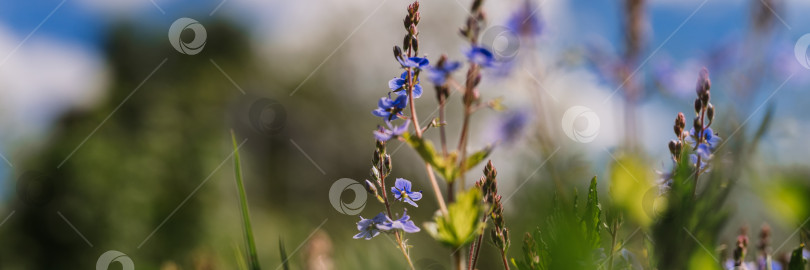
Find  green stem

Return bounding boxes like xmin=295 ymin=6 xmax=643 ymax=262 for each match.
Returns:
xmin=231 ymin=130 xmax=261 ymax=270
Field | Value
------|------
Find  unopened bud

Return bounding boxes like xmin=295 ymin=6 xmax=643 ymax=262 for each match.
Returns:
xmin=706 ymin=104 xmax=715 ymax=122
xmin=693 ymin=116 xmax=702 ymax=132
xmin=364 ymin=179 xmax=378 ymax=195
xmin=701 ymin=91 xmax=710 ymax=108
xmin=694 ymin=98 xmax=702 ymax=114
xmin=677 ymin=112 xmax=686 ymax=129
xmin=696 ymin=67 xmax=711 ymax=97
xmin=403 ymin=36 xmax=412 ymax=51
xmin=393 ymin=46 xmax=403 ymax=60
xmin=383 ymin=154 xmax=392 ymax=174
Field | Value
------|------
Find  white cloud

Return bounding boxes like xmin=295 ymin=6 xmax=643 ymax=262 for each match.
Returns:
xmin=0 ymin=25 xmax=107 ymax=149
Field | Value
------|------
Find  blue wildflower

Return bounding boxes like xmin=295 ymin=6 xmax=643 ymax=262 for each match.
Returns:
xmin=389 ymin=71 xmax=424 ymax=98
xmin=686 ymin=127 xmax=721 ymax=149
xmin=379 ymin=210 xmax=420 ymax=233
xmin=353 ymin=212 xmax=391 ymax=240
xmin=373 ymin=120 xmax=410 ymax=141
xmin=391 ymin=178 xmax=422 ymax=207
xmin=496 ymin=110 xmax=529 ymax=144
xmin=397 ymin=56 xmax=430 ymax=69
xmin=465 ymin=46 xmax=496 ymax=68
xmin=372 ymin=94 xmax=408 ymax=122
xmin=506 ymin=0 xmax=543 ymax=37
xmin=427 ymin=61 xmax=461 ymax=86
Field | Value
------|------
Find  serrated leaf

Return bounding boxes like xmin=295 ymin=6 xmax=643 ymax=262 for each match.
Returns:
xmin=424 ymin=189 xmax=485 ymax=248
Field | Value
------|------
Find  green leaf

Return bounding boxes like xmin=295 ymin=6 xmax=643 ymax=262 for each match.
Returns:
xmin=464 ymin=146 xmax=493 ymax=171
xmin=788 ymin=244 xmax=807 ymax=270
xmin=231 ymin=130 xmax=261 ymax=270
xmin=402 ymin=132 xmax=456 ymax=181
xmin=581 ymin=176 xmax=601 ymax=249
xmin=424 ymin=189 xmax=485 ymax=248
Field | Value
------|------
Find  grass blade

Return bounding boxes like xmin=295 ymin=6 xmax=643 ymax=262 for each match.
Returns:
xmin=232 ymin=130 xmax=261 ymax=270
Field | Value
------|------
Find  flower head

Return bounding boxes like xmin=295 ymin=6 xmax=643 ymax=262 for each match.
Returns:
xmin=427 ymin=60 xmax=461 ymax=86
xmin=353 ymin=212 xmax=391 ymax=240
xmin=397 ymin=56 xmax=430 ymax=69
xmin=391 ymin=178 xmax=422 ymax=207
xmin=372 ymin=94 xmax=408 ymax=122
xmin=378 ymin=210 xmax=420 ymax=233
xmin=685 ymin=127 xmax=722 ymax=149
xmin=389 ymin=71 xmax=424 ymax=98
xmin=373 ymin=120 xmax=410 ymax=141
xmin=496 ymin=110 xmax=529 ymax=144
xmin=465 ymin=46 xmax=496 ymax=68
xmin=506 ymin=0 xmax=543 ymax=37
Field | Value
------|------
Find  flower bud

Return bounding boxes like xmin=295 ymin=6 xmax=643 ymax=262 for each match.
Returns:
xmin=383 ymin=154 xmax=392 ymax=175
xmin=413 ymin=12 xmax=420 ymax=25
xmin=403 ymin=35 xmax=412 ymax=51
xmin=408 ymin=24 xmax=417 ymax=36
xmin=364 ymin=179 xmax=378 ymax=195
xmin=694 ymin=98 xmax=702 ymax=114
xmin=677 ymin=112 xmax=686 ymax=129
xmin=706 ymin=103 xmax=715 ymax=122
xmin=393 ymin=46 xmax=403 ymax=61
xmin=693 ymin=116 xmax=702 ymax=132
xmin=696 ymin=67 xmax=711 ymax=97
xmin=701 ymin=91 xmax=710 ymax=108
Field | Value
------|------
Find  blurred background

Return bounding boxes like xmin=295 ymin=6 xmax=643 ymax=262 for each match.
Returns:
xmin=1 ymin=0 xmax=810 ymax=269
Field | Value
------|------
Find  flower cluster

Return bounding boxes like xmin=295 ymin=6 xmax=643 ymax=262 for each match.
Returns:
xmin=665 ymin=67 xmax=721 ymax=191
xmin=354 ymin=141 xmax=422 ymax=241
xmin=475 ymin=161 xmax=510 ymax=261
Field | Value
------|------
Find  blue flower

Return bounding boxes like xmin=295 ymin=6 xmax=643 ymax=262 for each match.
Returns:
xmin=397 ymin=56 xmax=430 ymax=69
xmin=427 ymin=61 xmax=462 ymax=86
xmin=686 ymin=127 xmax=721 ymax=149
xmin=506 ymin=0 xmax=543 ymax=37
xmin=391 ymin=178 xmax=422 ymax=207
xmin=353 ymin=212 xmax=391 ymax=240
xmin=373 ymin=120 xmax=410 ymax=141
xmin=465 ymin=46 xmax=496 ymax=68
xmin=389 ymin=71 xmax=423 ymax=98
xmin=372 ymin=94 xmax=408 ymax=122
xmin=496 ymin=110 xmax=529 ymax=144
xmin=379 ymin=210 xmax=420 ymax=233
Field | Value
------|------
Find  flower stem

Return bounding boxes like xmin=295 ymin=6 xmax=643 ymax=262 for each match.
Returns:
xmin=453 ymin=250 xmax=464 ymax=270
xmin=406 ymin=67 xmax=449 ymax=216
